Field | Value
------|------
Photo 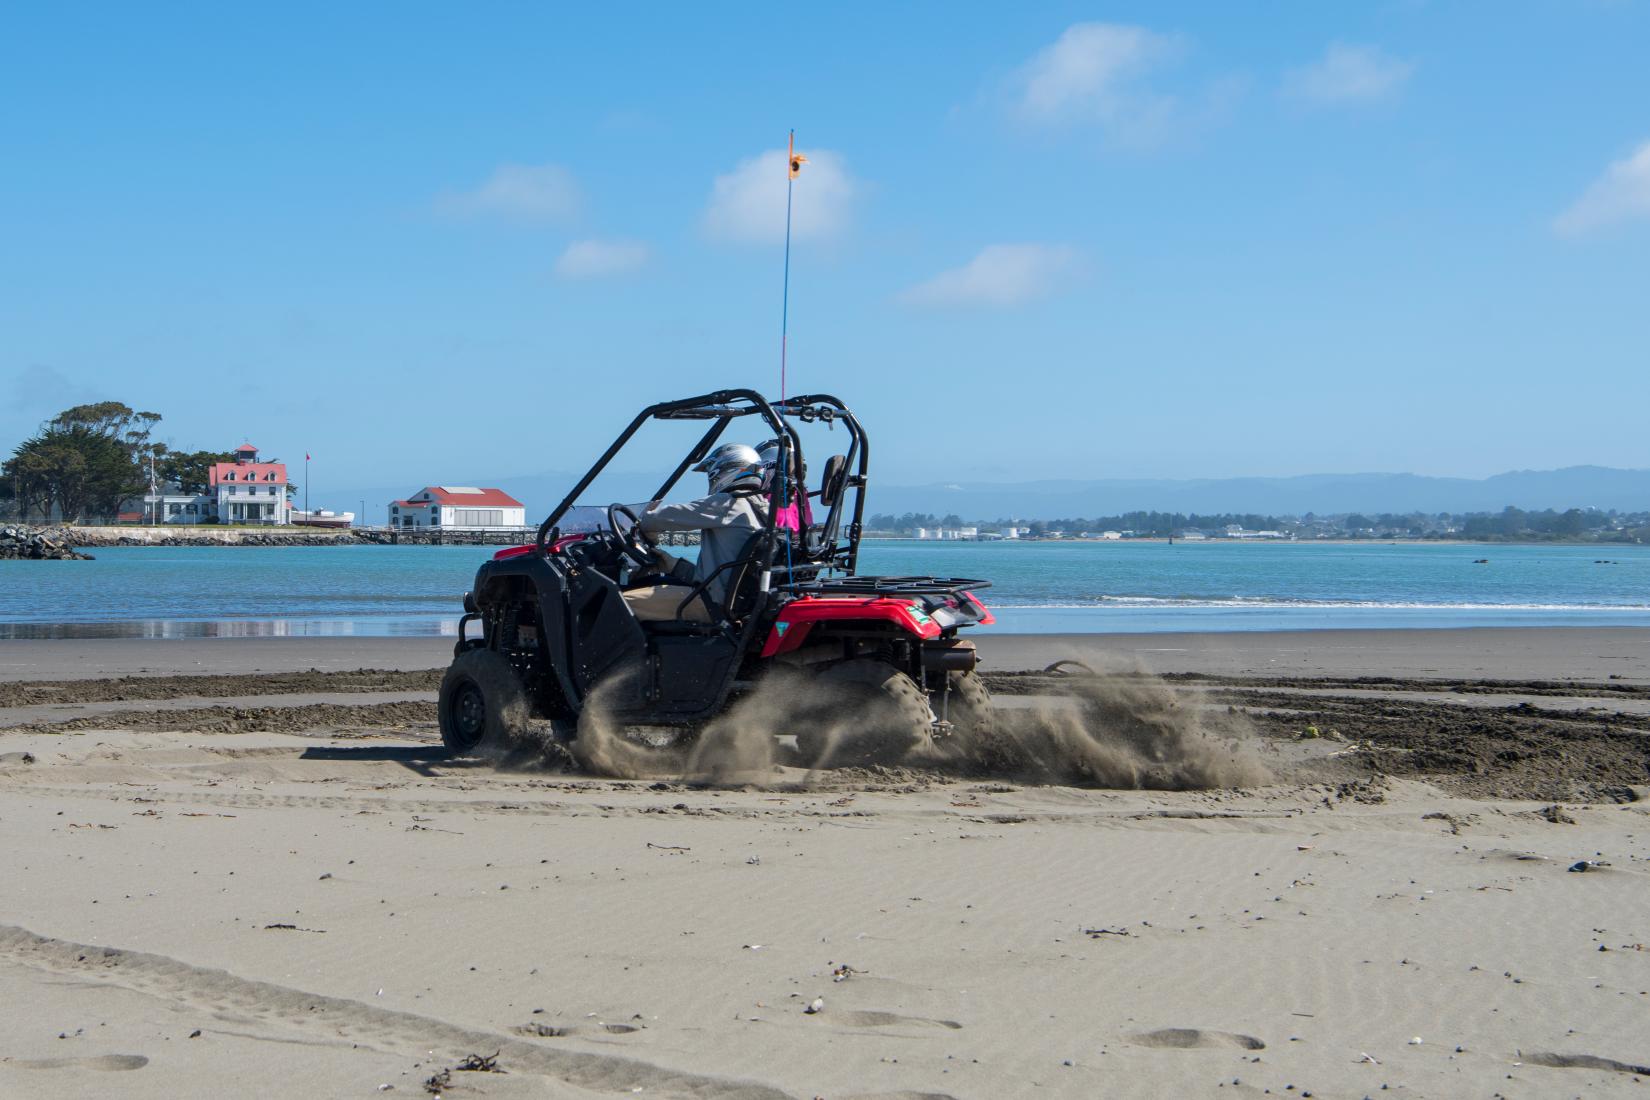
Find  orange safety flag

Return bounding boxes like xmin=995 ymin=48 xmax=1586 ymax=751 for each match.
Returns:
xmin=788 ymin=132 xmax=807 ymax=178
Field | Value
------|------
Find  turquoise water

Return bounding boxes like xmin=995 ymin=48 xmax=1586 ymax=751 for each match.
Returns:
xmin=1 ymin=540 xmax=1647 ymax=637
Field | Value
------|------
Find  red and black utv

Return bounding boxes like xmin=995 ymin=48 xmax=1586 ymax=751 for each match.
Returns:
xmin=437 ymin=389 xmax=995 ymax=766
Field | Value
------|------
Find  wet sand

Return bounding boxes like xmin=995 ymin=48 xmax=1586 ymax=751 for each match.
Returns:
xmin=3 ymin=625 xmax=1646 ymax=681
xmin=2 ymin=628 xmax=1648 ymax=1098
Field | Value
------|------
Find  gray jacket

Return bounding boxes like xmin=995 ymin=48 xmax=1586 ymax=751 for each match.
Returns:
xmin=635 ymin=492 xmax=766 ymax=603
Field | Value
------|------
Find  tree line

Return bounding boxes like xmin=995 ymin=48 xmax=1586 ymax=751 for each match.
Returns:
xmin=866 ymin=506 xmax=1649 ymax=542
xmin=0 ymin=401 xmax=251 ymax=523
xmin=868 ymin=510 xmax=1287 ymax=536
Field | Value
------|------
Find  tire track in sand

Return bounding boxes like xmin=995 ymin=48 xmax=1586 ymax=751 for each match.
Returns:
xmin=0 ymin=784 xmax=873 ymax=823
xmin=0 ymin=923 xmax=791 ymax=1100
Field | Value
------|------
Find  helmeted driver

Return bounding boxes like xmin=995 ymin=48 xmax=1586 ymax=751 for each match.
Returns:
xmin=620 ymin=442 xmax=767 ymax=622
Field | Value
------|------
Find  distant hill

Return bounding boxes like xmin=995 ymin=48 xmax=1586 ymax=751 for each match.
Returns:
xmin=328 ymin=466 xmax=1650 ymax=525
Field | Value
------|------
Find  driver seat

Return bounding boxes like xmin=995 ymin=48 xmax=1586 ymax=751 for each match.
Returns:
xmin=627 ymin=532 xmax=770 ymax=631
xmin=624 ymin=584 xmax=714 ymax=623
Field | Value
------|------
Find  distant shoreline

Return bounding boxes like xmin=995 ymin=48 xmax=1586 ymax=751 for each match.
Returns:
xmin=864 ymin=534 xmax=1639 ymax=547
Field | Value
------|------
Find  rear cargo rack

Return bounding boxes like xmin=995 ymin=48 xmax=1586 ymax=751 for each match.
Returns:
xmin=795 ymin=576 xmax=992 ymax=598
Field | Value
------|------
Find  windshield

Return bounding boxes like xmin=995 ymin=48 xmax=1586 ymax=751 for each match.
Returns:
xmin=556 ymin=506 xmax=612 ymax=535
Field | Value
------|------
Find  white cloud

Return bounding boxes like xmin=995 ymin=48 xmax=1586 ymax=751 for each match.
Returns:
xmin=435 ymin=163 xmax=581 ymax=223
xmin=701 ymin=148 xmax=856 ymax=245
xmin=899 ymin=245 xmax=1081 ymax=309
xmin=553 ymin=239 xmax=650 ymax=279
xmin=1009 ymin=23 xmax=1180 ymax=136
xmin=1284 ymin=43 xmax=1413 ymax=104
xmin=1555 ymin=140 xmax=1650 ymax=237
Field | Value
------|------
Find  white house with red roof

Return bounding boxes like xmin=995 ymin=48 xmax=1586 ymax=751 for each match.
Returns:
xmin=210 ymin=444 xmax=292 ymax=525
xmin=389 ymin=487 xmax=526 ymax=531
xmin=141 ymin=442 xmax=292 ymax=525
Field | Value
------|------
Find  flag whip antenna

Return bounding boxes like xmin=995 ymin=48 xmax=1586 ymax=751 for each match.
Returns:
xmin=780 ymin=129 xmax=802 ymax=402
xmin=778 ymin=132 xmax=806 ymax=586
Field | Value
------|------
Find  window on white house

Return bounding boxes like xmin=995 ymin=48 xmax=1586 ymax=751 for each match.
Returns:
xmin=451 ymin=509 xmax=505 ymax=526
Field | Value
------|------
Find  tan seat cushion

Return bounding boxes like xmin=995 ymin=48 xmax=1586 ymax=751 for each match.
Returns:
xmin=622 ymin=585 xmax=713 ymax=622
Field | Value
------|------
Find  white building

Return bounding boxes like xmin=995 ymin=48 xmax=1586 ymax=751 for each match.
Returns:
xmin=1099 ymin=530 xmax=1123 ymax=540
xmin=211 ymin=445 xmax=293 ymax=525
xmin=140 ymin=443 xmax=292 ymax=525
xmin=389 ymin=487 xmax=526 ymax=531
xmin=140 ymin=491 xmax=210 ymax=524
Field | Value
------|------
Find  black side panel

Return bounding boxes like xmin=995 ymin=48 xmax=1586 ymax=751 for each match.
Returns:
xmin=648 ymin=635 xmax=739 ymax=718
xmin=566 ymin=571 xmax=648 ymax=705
xmin=473 ymin=556 xmax=580 ymax=718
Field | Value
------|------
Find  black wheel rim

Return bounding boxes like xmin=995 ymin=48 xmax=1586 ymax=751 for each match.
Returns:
xmin=449 ymin=680 xmax=486 ymax=749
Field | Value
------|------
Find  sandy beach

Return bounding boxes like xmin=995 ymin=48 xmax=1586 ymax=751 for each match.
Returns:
xmin=3 ymin=627 xmax=1648 ymax=1098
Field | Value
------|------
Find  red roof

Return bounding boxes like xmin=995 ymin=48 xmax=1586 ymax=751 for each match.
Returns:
xmin=411 ymin=486 xmax=523 ymax=507
xmin=235 ymin=443 xmax=258 ymax=453
xmin=209 ymin=461 xmax=287 ymax=487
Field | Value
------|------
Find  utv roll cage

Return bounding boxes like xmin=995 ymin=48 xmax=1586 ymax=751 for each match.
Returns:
xmin=534 ymin=388 xmax=870 ymax=582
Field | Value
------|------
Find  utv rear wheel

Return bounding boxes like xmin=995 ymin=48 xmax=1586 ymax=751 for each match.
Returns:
xmin=795 ymin=659 xmax=933 ymax=768
xmin=937 ymin=670 xmax=994 ymax=739
xmin=439 ymin=648 xmax=531 ymax=755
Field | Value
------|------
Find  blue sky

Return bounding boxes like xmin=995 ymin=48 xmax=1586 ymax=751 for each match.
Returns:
xmin=2 ymin=2 xmax=1647 ymax=505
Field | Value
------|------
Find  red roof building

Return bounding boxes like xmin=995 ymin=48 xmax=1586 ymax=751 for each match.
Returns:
xmin=389 ymin=487 xmax=526 ymax=531
xmin=209 ymin=444 xmax=292 ymax=525
xmin=127 ymin=441 xmax=295 ymax=526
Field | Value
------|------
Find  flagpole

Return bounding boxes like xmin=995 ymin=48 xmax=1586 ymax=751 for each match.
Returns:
xmin=304 ymin=454 xmax=309 ymax=523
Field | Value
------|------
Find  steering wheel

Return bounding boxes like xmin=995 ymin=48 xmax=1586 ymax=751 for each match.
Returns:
xmin=606 ymin=503 xmax=658 ymax=569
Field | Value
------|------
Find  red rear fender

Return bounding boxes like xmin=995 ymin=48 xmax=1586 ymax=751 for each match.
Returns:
xmin=759 ymin=596 xmax=945 ymax=658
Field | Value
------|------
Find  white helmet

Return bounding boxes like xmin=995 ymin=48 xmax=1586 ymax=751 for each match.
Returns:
xmin=756 ymin=438 xmax=803 ymax=490
xmin=693 ymin=442 xmax=762 ymax=494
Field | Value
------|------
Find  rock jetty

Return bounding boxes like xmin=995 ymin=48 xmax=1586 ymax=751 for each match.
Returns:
xmin=0 ymin=525 xmax=94 ymax=560
xmin=66 ymin=526 xmax=366 ymax=548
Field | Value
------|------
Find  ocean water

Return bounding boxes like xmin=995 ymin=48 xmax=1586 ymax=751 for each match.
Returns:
xmin=1 ymin=539 xmax=1647 ymax=638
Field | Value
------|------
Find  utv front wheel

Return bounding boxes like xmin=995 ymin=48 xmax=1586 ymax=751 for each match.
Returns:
xmin=796 ymin=659 xmax=933 ymax=768
xmin=439 ymin=648 xmax=531 ymax=755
